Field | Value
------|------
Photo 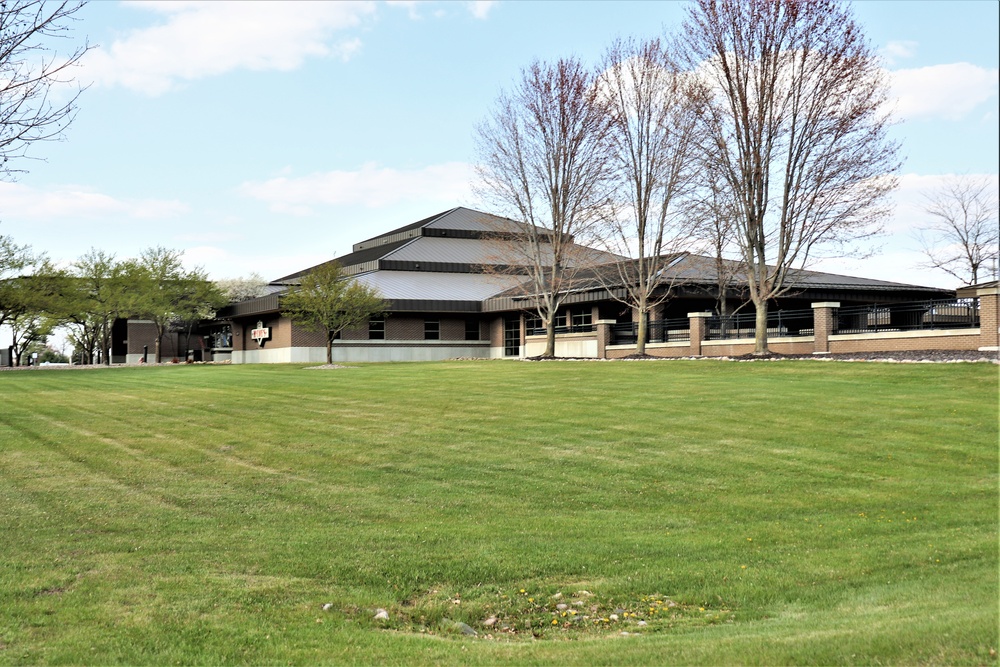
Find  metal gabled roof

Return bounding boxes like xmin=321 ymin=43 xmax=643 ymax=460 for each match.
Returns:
xmin=381 ymin=236 xmax=517 ymax=265
xmin=423 ymin=207 xmax=526 ymax=232
xmin=271 ymin=238 xmax=417 ymax=284
xmin=352 ymin=270 xmax=525 ymax=302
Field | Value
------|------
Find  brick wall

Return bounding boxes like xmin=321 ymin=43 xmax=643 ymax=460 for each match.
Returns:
xmin=291 ymin=323 xmax=328 ymax=347
xmin=490 ymin=317 xmax=504 ymax=347
xmin=441 ymin=318 xmax=465 ymax=341
xmin=127 ymin=321 xmax=158 ymax=354
xmin=387 ymin=316 xmax=424 ymax=340
xmin=829 ymin=332 xmax=981 ymax=353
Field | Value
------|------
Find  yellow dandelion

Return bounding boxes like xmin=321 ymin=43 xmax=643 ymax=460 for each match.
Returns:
xmin=552 ymin=619 xmax=559 ymax=625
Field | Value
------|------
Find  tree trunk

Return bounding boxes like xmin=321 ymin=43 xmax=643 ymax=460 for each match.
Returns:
xmin=636 ymin=311 xmax=647 ymax=356
xmin=326 ymin=336 xmax=333 ymax=365
xmin=753 ymin=302 xmax=769 ymax=355
xmin=543 ymin=320 xmax=556 ymax=358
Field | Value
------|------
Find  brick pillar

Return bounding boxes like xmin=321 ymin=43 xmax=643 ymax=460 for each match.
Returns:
xmin=978 ymin=287 xmax=999 ymax=351
xmin=811 ymin=302 xmax=840 ymax=354
xmin=688 ymin=312 xmax=712 ymax=356
xmin=596 ymin=319 xmax=615 ymax=359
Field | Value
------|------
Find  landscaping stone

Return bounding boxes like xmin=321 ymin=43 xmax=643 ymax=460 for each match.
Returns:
xmin=374 ymin=609 xmax=389 ymax=620
xmin=456 ymin=622 xmax=478 ymax=636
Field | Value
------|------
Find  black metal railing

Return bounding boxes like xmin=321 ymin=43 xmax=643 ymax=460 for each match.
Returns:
xmin=706 ymin=308 xmax=815 ymax=340
xmin=525 ymin=323 xmax=597 ymax=336
xmin=835 ymin=298 xmax=979 ymax=335
xmin=610 ymin=318 xmax=690 ymax=345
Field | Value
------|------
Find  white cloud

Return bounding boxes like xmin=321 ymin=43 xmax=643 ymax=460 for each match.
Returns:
xmin=385 ymin=1 xmax=422 ymax=20
xmin=239 ymin=161 xmax=474 ymax=214
xmin=0 ymin=182 xmax=188 ymax=220
xmin=880 ymin=40 xmax=917 ymax=65
xmin=890 ymin=63 xmax=999 ymax=120
xmin=887 ymin=172 xmax=1000 ymax=234
xmin=83 ymin=2 xmax=377 ymax=95
xmin=386 ymin=1 xmax=496 ymax=21
xmin=466 ymin=1 xmax=497 ymax=20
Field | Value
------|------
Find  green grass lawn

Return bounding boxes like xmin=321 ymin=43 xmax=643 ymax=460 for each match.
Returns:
xmin=0 ymin=360 xmax=996 ymax=665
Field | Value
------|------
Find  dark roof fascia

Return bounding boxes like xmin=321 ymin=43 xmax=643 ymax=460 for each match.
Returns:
xmin=352 ymin=207 xmax=561 ymax=251
xmin=272 ymin=238 xmax=415 ymax=284
xmin=352 ymin=208 xmax=456 ymax=251
xmin=217 ymin=292 xmax=282 ymax=319
xmin=481 ymin=286 xmax=630 ymax=313
xmin=378 ymin=260 xmax=523 ymax=274
xmin=386 ymin=299 xmax=482 ymax=313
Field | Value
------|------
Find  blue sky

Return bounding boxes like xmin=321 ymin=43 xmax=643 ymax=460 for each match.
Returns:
xmin=2 ymin=0 xmax=998 ymax=294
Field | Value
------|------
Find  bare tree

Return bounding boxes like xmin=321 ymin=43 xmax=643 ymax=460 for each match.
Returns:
xmin=680 ymin=0 xmax=900 ymax=354
xmin=475 ymin=58 xmax=613 ymax=357
xmin=687 ymin=161 xmax=748 ymax=321
xmin=595 ymin=38 xmax=700 ymax=355
xmin=0 ymin=0 xmax=89 ymax=180
xmin=916 ymin=176 xmax=999 ymax=286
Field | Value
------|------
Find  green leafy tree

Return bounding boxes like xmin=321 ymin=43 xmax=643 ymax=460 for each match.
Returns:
xmin=281 ymin=262 xmax=385 ymax=365
xmin=69 ymin=249 xmax=135 ymax=365
xmin=133 ymin=246 xmax=224 ymax=362
xmin=26 ymin=341 xmax=69 ymax=363
xmin=170 ymin=272 xmax=227 ymax=359
xmin=3 ymin=262 xmax=67 ymax=365
xmin=0 ymin=233 xmax=36 ymax=330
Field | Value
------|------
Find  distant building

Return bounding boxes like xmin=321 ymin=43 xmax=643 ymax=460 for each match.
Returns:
xmin=121 ymin=207 xmax=992 ymax=363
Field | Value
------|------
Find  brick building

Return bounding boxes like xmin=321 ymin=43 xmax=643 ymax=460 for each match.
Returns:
xmin=120 ymin=207 xmax=997 ymax=363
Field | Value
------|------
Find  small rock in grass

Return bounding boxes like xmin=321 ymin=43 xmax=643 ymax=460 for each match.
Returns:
xmin=483 ymin=616 xmax=498 ymax=627
xmin=610 ymin=614 xmax=619 ymax=621
xmin=552 ymin=592 xmax=563 ymax=599
xmin=456 ymin=622 xmax=477 ymax=636
xmin=573 ymin=600 xmax=584 ymax=607
xmin=556 ymin=603 xmax=568 ymax=611
xmin=374 ymin=609 xmax=389 ymax=621
xmin=322 ymin=603 xmax=333 ymax=611
xmin=637 ymin=620 xmax=648 ymax=627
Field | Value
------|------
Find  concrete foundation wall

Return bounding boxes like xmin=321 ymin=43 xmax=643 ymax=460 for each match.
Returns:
xmin=232 ymin=342 xmax=491 ymax=364
xmin=524 ymin=334 xmax=598 ymax=358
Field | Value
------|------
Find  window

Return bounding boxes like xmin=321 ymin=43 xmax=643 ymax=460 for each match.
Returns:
xmin=465 ymin=319 xmax=480 ymax=341
xmin=424 ymin=319 xmax=439 ymax=340
xmin=368 ymin=317 xmax=385 ymax=340
xmin=503 ymin=316 xmax=520 ymax=356
xmin=571 ymin=308 xmax=592 ymax=329
xmin=525 ymin=314 xmax=542 ymax=335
